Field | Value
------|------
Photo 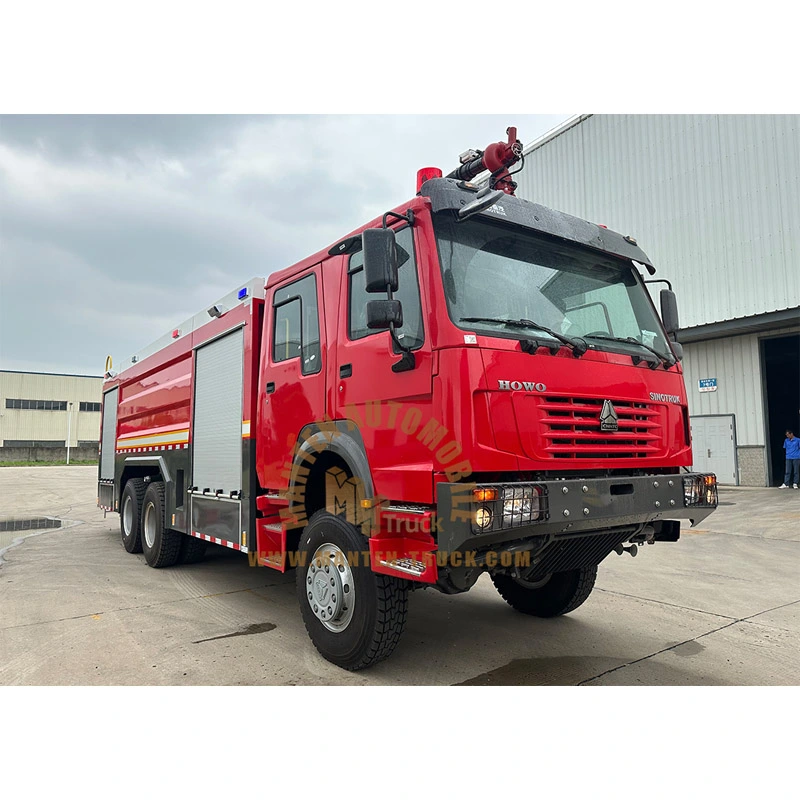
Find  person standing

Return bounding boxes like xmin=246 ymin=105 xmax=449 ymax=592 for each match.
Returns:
xmin=778 ymin=429 xmax=800 ymax=489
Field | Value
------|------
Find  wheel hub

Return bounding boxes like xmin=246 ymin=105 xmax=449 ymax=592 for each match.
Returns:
xmin=143 ymin=502 xmax=156 ymax=549
xmin=122 ymin=496 xmax=133 ymax=536
xmin=514 ymin=570 xmax=552 ymax=589
xmin=306 ymin=544 xmax=354 ymax=632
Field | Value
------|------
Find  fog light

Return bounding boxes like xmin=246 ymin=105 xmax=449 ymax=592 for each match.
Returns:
xmin=474 ymin=506 xmax=493 ymax=530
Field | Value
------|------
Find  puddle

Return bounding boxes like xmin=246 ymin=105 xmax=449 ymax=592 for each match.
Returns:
xmin=455 ymin=655 xmax=625 ymax=686
xmin=0 ymin=517 xmax=79 ymax=564
xmin=671 ymin=640 xmax=705 ymax=657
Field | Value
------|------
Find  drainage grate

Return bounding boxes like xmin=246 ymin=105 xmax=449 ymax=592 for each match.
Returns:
xmin=0 ymin=517 xmax=63 ymax=533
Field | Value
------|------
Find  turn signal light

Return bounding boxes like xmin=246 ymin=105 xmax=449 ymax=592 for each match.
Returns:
xmin=473 ymin=487 xmax=498 ymax=502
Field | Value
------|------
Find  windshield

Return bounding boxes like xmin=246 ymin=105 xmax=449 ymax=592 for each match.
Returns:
xmin=433 ymin=214 xmax=671 ymax=357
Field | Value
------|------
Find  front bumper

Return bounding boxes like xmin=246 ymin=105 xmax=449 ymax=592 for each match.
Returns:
xmin=437 ymin=472 xmax=717 ymax=554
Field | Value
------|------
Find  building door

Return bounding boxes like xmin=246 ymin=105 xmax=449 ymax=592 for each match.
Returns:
xmin=690 ymin=415 xmax=737 ymax=485
xmin=762 ymin=334 xmax=800 ymax=485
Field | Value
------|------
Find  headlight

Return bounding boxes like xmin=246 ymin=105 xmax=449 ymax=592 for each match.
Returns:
xmin=683 ymin=474 xmax=718 ymax=507
xmin=502 ymin=487 xmax=542 ymax=524
xmin=470 ymin=484 xmax=547 ymax=533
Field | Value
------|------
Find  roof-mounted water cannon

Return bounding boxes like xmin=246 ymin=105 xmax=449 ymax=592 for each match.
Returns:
xmin=445 ymin=126 xmax=524 ymax=195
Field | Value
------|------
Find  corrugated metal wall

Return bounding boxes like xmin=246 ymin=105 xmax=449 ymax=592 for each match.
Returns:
xmin=682 ymin=334 xmax=764 ymax=446
xmin=514 ymin=115 xmax=800 ymax=329
xmin=0 ymin=372 xmax=104 ymax=446
xmin=682 ymin=324 xmax=800 ymax=447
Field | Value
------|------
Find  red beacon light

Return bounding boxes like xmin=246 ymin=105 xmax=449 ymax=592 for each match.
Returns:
xmin=417 ymin=167 xmax=442 ymax=193
xmin=172 ymin=329 xmax=181 ymax=339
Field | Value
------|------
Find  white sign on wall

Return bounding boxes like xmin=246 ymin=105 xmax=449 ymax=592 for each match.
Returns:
xmin=698 ymin=378 xmax=718 ymax=393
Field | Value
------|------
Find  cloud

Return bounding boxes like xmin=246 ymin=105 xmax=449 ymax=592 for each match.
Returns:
xmin=0 ymin=114 xmax=569 ymax=374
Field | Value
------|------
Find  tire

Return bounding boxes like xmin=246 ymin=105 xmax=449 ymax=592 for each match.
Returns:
xmin=296 ymin=510 xmax=409 ymax=671
xmin=177 ymin=535 xmax=207 ymax=565
xmin=491 ymin=565 xmax=598 ymax=618
xmin=141 ymin=482 xmax=182 ymax=568
xmin=120 ymin=478 xmax=146 ymax=553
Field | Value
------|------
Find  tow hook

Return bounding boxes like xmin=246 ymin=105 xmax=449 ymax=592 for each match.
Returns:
xmin=614 ymin=543 xmax=638 ymax=557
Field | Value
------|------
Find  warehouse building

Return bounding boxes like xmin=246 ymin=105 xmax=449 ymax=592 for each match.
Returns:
xmin=0 ymin=370 xmax=103 ymax=460
xmin=508 ymin=114 xmax=800 ymax=485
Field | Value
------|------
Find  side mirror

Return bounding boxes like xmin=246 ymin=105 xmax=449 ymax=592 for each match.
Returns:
xmin=367 ymin=300 xmax=403 ymax=330
xmin=660 ymin=289 xmax=680 ymax=338
xmin=363 ymin=228 xmax=399 ymax=293
xmin=670 ymin=341 xmax=684 ymax=361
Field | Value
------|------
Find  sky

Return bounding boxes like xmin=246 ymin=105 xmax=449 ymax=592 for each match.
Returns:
xmin=0 ymin=114 xmax=570 ymax=376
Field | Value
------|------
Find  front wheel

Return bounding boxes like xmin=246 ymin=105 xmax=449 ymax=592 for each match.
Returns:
xmin=296 ymin=511 xmax=409 ymax=671
xmin=491 ymin=565 xmax=598 ymax=617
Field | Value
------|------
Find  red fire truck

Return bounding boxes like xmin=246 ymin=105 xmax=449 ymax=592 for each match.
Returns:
xmin=98 ymin=127 xmax=717 ymax=670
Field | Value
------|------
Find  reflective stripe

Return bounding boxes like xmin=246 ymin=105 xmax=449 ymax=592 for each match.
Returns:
xmin=117 ymin=429 xmax=190 ymax=450
xmin=189 ymin=530 xmax=246 ymax=553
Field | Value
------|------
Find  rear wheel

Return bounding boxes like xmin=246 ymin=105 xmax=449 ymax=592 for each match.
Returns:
xmin=296 ymin=511 xmax=409 ymax=670
xmin=141 ymin=482 xmax=182 ymax=568
xmin=120 ymin=478 xmax=146 ymax=553
xmin=491 ymin=565 xmax=598 ymax=617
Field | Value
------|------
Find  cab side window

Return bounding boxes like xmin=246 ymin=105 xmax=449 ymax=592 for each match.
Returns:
xmin=348 ymin=226 xmax=424 ymax=351
xmin=273 ymin=274 xmax=321 ymax=375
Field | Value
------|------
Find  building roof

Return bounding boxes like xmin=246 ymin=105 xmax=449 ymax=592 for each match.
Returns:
xmin=0 ymin=370 xmax=103 ymax=379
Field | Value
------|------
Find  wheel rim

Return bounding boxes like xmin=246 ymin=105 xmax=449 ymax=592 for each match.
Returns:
xmin=122 ymin=496 xmax=133 ymax=537
xmin=305 ymin=543 xmax=355 ymax=633
xmin=143 ymin=502 xmax=156 ymax=549
xmin=514 ymin=571 xmax=552 ymax=589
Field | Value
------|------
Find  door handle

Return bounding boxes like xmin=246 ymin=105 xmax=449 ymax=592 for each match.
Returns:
xmin=707 ymin=449 xmax=711 ymax=458
xmin=339 ymin=364 xmax=352 ymax=379
xmin=266 ymin=382 xmax=276 ymax=394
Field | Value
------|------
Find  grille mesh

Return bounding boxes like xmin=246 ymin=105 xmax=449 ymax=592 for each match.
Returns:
xmin=539 ymin=396 xmax=662 ymax=459
xmin=528 ymin=529 xmax=635 ymax=579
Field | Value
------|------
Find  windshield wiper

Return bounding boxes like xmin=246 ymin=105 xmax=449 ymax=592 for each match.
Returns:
xmin=583 ymin=333 xmax=675 ymax=369
xmin=460 ymin=317 xmax=587 ymax=356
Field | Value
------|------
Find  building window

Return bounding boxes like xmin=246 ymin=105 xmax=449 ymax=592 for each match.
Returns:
xmin=79 ymin=402 xmax=101 ymax=412
xmin=5 ymin=399 xmax=68 ymax=411
xmin=3 ymin=440 xmax=66 ymax=448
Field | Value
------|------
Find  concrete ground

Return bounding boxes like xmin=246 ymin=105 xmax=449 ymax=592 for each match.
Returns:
xmin=0 ymin=466 xmax=798 ymax=686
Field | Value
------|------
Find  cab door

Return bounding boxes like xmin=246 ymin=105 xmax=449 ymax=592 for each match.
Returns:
xmin=257 ymin=267 xmax=326 ymax=489
xmin=335 ymin=223 xmax=435 ymax=503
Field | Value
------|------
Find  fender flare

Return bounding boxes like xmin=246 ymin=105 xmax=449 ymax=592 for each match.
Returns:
xmin=290 ymin=420 xmax=374 ymax=500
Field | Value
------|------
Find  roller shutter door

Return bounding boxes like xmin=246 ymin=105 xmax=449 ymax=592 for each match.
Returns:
xmin=100 ymin=387 xmax=118 ymax=479
xmin=192 ymin=328 xmax=244 ymax=494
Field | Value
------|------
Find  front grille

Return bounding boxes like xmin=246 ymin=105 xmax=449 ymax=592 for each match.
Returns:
xmin=539 ymin=396 xmax=662 ymax=459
